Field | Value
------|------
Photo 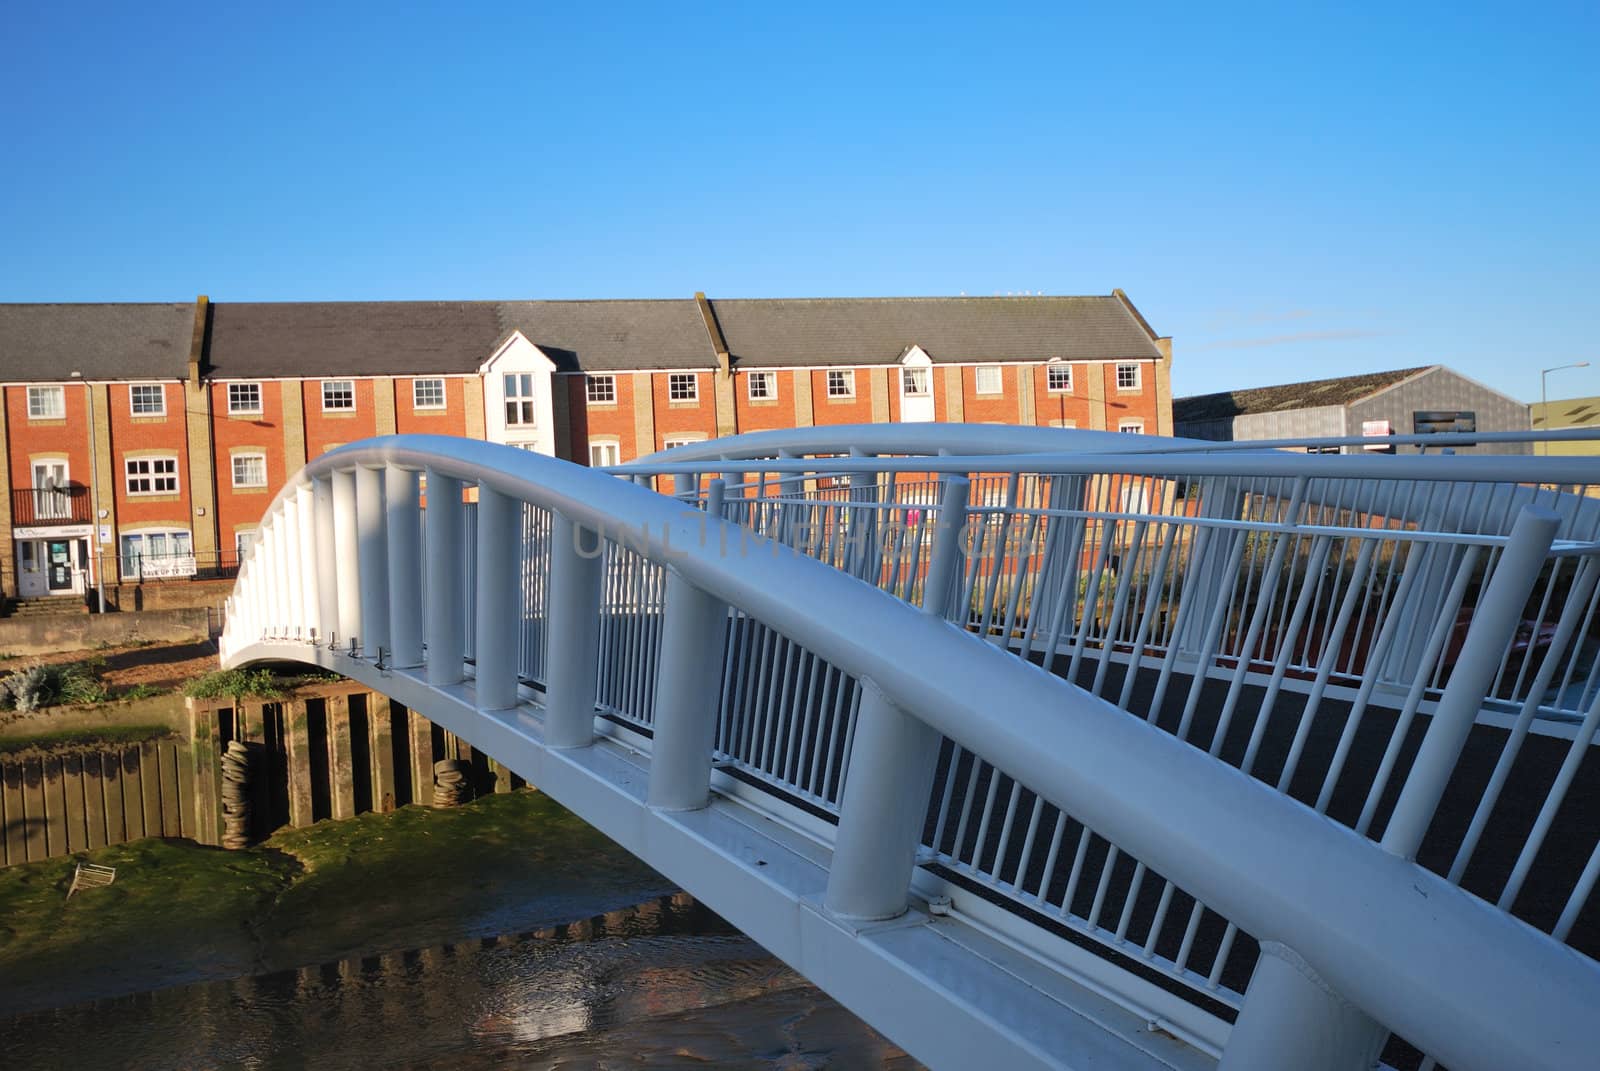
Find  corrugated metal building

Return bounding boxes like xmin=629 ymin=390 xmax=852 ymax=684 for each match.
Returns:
xmin=1174 ymin=365 xmax=1531 ymax=455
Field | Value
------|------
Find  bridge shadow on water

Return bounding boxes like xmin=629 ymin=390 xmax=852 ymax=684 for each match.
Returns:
xmin=0 ymin=893 xmax=923 ymax=1070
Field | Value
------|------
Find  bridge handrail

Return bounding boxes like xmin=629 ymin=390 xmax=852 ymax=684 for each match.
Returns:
xmin=223 ymin=434 xmax=1596 ymax=1071
xmin=627 ymin=420 xmax=1600 ymax=465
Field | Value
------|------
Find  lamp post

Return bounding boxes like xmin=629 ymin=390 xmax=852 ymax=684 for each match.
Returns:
xmin=70 ymin=371 xmax=106 ymax=613
xmin=1540 ymin=362 xmax=1590 ymax=456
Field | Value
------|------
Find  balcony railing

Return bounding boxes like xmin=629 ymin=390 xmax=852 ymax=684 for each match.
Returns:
xmin=11 ymin=485 xmax=91 ymax=527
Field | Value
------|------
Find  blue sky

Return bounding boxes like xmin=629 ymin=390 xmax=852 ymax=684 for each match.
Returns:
xmin=3 ymin=2 xmax=1595 ymax=402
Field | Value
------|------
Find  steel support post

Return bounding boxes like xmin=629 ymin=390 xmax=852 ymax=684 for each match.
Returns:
xmin=1176 ymin=476 xmax=1247 ymax=658
xmin=824 ymin=683 xmax=943 ymax=920
xmin=424 ymin=471 xmax=465 ymax=686
xmin=332 ymin=469 xmax=362 ymax=652
xmin=1219 ymin=943 xmax=1386 ymax=1071
xmin=543 ymin=514 xmax=605 ymax=748
xmin=385 ymin=466 xmax=424 ymax=668
xmin=356 ymin=465 xmax=390 ymax=660
xmin=295 ymin=483 xmax=318 ymax=641
xmin=923 ymin=476 xmax=971 ymax=620
xmin=825 ymin=484 xmax=967 ymax=921
xmin=313 ymin=475 xmax=339 ymax=645
xmin=1382 ymin=505 xmax=1560 ymax=856
xmin=647 ymin=571 xmax=729 ymax=811
xmin=473 ymin=484 xmax=521 ymax=710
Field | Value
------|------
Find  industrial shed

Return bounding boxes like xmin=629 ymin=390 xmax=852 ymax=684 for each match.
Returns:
xmin=1174 ymin=365 xmax=1531 ymax=455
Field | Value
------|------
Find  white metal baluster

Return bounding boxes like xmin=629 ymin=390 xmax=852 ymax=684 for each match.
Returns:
xmin=313 ymin=475 xmax=338 ymax=647
xmin=648 ymin=572 xmax=729 ymax=811
xmin=355 ymin=464 xmax=390 ymax=661
xmin=474 ymin=484 xmax=521 ymax=710
xmin=544 ymin=513 xmax=605 ymax=748
xmin=332 ymin=468 xmax=362 ymax=653
xmin=385 ymin=465 xmax=423 ymax=668
xmin=424 ymin=471 xmax=465 ymax=686
xmin=295 ymin=482 xmax=318 ymax=642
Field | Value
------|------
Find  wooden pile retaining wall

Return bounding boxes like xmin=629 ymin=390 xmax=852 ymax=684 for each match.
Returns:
xmin=0 ymin=682 xmax=522 ymax=865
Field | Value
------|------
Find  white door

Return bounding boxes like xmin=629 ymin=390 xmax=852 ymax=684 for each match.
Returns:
xmin=31 ymin=460 xmax=69 ymax=520
xmin=16 ymin=542 xmax=47 ymax=597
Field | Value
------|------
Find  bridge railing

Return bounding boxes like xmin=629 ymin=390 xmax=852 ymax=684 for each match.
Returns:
xmin=618 ymin=434 xmax=1600 ymax=1048
xmin=221 ymin=433 xmax=1599 ymax=1071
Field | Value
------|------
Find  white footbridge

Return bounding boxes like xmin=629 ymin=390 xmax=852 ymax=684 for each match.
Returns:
xmin=220 ymin=425 xmax=1600 ymax=1071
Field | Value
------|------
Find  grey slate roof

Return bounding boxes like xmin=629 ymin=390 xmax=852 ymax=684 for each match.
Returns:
xmin=205 ymin=301 xmax=507 ymax=378
xmin=707 ymin=296 xmax=1164 ymax=367
xmin=5 ymin=295 xmax=1168 ymax=381
xmin=0 ymin=303 xmax=194 ymax=382
xmin=1174 ymin=367 xmax=1435 ymax=424
xmin=495 ymin=300 xmax=712 ymax=372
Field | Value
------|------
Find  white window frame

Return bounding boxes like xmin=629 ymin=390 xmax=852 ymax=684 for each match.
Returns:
xmin=974 ymin=365 xmax=1003 ymax=395
xmin=662 ymin=433 xmax=706 ymax=450
xmin=129 ymin=383 xmax=166 ymax=416
xmin=228 ymin=382 xmax=262 ymax=414
xmin=1046 ymin=364 xmax=1073 ymax=393
xmin=125 ymin=456 xmax=179 ymax=496
xmin=504 ymin=373 xmax=536 ymax=426
xmin=747 ymin=371 xmax=777 ymax=401
xmin=412 ymin=378 xmax=446 ymax=409
xmin=588 ymin=440 xmax=621 ymax=467
xmin=232 ymin=453 xmax=268 ymax=488
xmin=667 ymin=373 xmax=699 ymax=402
xmin=27 ymin=385 xmax=65 ymax=420
xmin=321 ymin=379 xmax=356 ymax=412
xmin=122 ymin=529 xmax=194 ymax=578
xmin=826 ymin=369 xmax=856 ymax=398
xmin=1116 ymin=362 xmax=1142 ymax=390
xmin=901 ymin=367 xmax=931 ymax=398
xmin=1118 ymin=419 xmax=1145 ymax=434
xmin=235 ymin=529 xmax=257 ymax=564
xmin=586 ymin=375 xmax=617 ymax=404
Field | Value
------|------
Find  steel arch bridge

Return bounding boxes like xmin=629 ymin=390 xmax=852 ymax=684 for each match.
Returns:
xmin=221 ymin=425 xmax=1600 ymax=1071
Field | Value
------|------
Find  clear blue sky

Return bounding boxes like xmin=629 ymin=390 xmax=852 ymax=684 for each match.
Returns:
xmin=3 ymin=2 xmax=1595 ymax=403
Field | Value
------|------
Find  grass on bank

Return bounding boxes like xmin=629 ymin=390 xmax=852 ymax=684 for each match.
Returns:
xmin=0 ymin=791 xmax=670 ymax=1015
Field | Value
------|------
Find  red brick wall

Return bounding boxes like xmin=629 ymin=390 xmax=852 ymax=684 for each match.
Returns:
xmin=731 ymin=370 xmax=795 ymax=435
xmin=395 ymin=376 xmax=469 ymax=437
xmin=108 ymin=382 xmax=192 ymax=528
xmin=575 ymin=372 xmax=640 ymax=463
xmin=809 ymin=368 xmax=873 ymax=427
xmin=649 ymin=371 xmax=716 ymax=452
xmin=1032 ymin=363 xmax=1094 ymax=428
xmin=6 ymin=384 xmax=91 ymax=497
xmin=210 ymin=381 xmax=285 ymax=554
xmin=1103 ymin=362 xmax=1159 ymax=433
xmin=961 ymin=365 xmax=1020 ymax=424
xmin=301 ymin=378 xmax=379 ymax=458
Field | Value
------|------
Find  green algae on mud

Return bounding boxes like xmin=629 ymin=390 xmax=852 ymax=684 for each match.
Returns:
xmin=0 ymin=791 xmax=672 ymax=1015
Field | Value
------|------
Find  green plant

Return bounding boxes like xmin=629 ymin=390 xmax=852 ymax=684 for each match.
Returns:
xmin=183 ymin=668 xmax=282 ymax=700
xmin=119 ymin=683 xmax=167 ymax=702
xmin=1 ymin=665 xmax=54 ymax=712
xmin=0 ymin=660 xmax=109 ymax=711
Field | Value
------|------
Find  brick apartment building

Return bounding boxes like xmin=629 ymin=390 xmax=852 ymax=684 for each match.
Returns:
xmin=0 ymin=292 xmax=1171 ymax=604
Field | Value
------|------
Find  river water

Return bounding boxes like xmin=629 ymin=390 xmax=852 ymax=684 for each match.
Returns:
xmin=1 ymin=893 xmax=920 ymax=1069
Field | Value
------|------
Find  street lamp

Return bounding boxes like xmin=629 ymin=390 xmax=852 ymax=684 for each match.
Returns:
xmin=1540 ymin=362 xmax=1591 ymax=456
xmin=69 ymin=371 xmax=106 ymax=613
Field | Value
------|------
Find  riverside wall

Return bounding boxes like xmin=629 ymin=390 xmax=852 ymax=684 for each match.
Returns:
xmin=0 ymin=682 xmax=520 ymax=865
